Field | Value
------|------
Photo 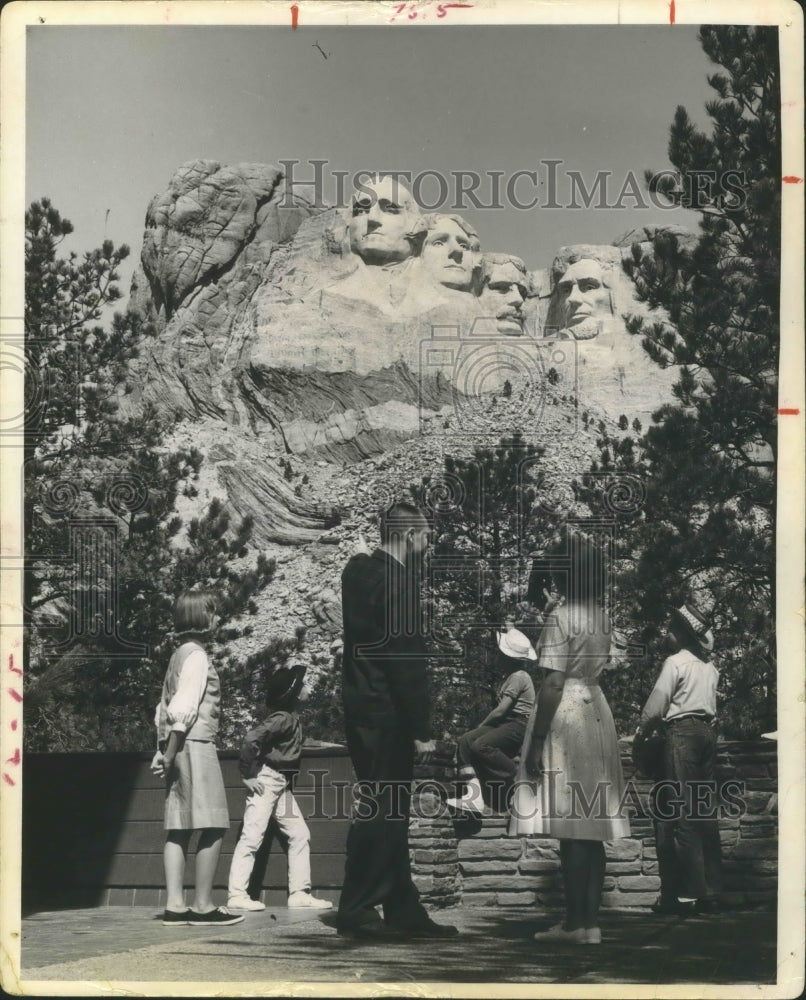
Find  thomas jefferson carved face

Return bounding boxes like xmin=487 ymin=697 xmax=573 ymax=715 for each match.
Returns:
xmin=479 ymin=259 xmax=528 ymax=335
xmin=556 ymin=259 xmax=612 ymax=333
xmin=421 ymin=217 xmax=481 ymax=291
xmin=348 ymin=176 xmax=421 ymax=264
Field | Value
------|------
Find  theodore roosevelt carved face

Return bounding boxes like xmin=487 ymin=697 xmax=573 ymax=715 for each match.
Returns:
xmin=479 ymin=255 xmax=528 ymax=334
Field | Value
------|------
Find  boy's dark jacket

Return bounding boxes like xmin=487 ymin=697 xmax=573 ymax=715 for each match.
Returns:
xmin=239 ymin=710 xmax=303 ymax=779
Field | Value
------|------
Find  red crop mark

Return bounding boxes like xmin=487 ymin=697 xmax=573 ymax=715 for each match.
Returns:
xmin=669 ymin=0 xmax=675 ymax=24
xmin=9 ymin=654 xmax=22 ymax=676
xmin=2 ymin=773 xmax=14 ymax=787
xmin=11 ymin=719 xmax=18 ymax=731
xmin=6 ymin=748 xmax=20 ymax=766
xmin=782 ymin=176 xmax=803 ymax=184
xmin=7 ymin=688 xmax=22 ymax=703
xmin=778 ymin=408 xmax=800 ymax=415
xmin=291 ymin=4 xmax=299 ymax=28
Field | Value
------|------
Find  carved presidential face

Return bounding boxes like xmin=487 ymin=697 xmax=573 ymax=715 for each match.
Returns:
xmin=421 ymin=218 xmax=480 ymax=291
xmin=348 ymin=176 xmax=420 ymax=264
xmin=479 ymin=261 xmax=528 ymax=335
xmin=556 ymin=259 xmax=611 ymax=332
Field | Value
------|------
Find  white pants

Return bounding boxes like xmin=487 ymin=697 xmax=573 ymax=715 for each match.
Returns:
xmin=227 ymin=765 xmax=311 ymax=897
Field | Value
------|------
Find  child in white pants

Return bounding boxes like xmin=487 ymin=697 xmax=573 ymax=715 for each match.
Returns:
xmin=227 ymin=664 xmax=332 ymax=911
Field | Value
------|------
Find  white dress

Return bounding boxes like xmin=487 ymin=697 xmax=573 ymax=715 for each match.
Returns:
xmin=509 ymin=602 xmax=630 ymax=841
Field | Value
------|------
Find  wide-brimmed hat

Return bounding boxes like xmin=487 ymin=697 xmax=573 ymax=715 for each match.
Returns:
xmin=265 ymin=662 xmax=307 ymax=704
xmin=670 ymin=602 xmax=714 ymax=654
xmin=496 ymin=627 xmax=538 ymax=661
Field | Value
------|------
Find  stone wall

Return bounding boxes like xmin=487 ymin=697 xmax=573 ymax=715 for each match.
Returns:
xmin=410 ymin=740 xmax=777 ymax=910
xmin=22 ymin=741 xmax=775 ymax=913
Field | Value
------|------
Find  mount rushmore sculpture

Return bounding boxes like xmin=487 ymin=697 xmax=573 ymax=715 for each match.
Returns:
xmin=125 ymin=160 xmax=684 ymax=541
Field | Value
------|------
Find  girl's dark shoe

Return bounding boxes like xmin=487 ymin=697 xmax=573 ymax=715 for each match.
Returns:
xmin=162 ymin=909 xmax=191 ymax=925
xmin=186 ymin=906 xmax=245 ymax=926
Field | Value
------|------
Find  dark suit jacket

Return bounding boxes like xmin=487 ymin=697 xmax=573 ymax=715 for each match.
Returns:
xmin=341 ymin=549 xmax=432 ymax=741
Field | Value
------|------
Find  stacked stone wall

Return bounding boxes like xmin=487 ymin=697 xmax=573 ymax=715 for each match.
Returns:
xmin=411 ymin=740 xmax=777 ymax=910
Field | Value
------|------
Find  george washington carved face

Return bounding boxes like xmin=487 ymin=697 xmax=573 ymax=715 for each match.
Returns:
xmin=348 ymin=176 xmax=422 ymax=264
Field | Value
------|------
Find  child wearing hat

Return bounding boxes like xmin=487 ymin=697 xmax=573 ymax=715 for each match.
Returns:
xmin=226 ymin=663 xmax=333 ymax=911
xmin=446 ymin=628 xmax=537 ymax=814
xmin=637 ymin=602 xmax=723 ymax=914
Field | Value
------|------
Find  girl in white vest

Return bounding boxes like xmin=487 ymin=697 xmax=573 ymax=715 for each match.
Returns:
xmin=151 ymin=590 xmax=244 ymax=926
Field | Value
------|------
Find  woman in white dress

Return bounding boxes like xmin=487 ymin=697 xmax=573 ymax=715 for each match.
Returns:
xmin=509 ymin=534 xmax=630 ymax=944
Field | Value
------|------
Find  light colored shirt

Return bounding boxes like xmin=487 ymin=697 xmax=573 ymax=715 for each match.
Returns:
xmin=640 ymin=649 xmax=719 ymax=725
xmin=536 ymin=602 xmax=613 ymax=681
xmin=154 ymin=648 xmax=208 ymax=736
xmin=497 ymin=670 xmax=536 ymax=718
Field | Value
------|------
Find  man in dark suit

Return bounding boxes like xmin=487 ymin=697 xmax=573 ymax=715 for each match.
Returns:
xmin=336 ymin=501 xmax=458 ymax=940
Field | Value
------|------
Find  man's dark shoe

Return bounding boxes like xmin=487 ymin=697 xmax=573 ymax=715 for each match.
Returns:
xmin=162 ymin=909 xmax=190 ymax=925
xmin=394 ymin=918 xmax=460 ymax=939
xmin=651 ymin=897 xmax=695 ymax=916
xmin=337 ymin=921 xmax=404 ymax=941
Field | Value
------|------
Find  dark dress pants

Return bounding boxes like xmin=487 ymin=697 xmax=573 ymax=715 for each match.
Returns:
xmin=337 ymin=718 xmax=429 ymax=931
xmin=653 ymin=717 xmax=723 ymax=902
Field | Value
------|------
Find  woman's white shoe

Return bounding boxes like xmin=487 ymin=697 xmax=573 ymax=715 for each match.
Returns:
xmin=533 ymin=922 xmax=588 ymax=943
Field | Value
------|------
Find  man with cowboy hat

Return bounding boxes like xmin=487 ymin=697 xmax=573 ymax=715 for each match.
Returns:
xmin=637 ymin=601 xmax=723 ymax=914
xmin=447 ymin=626 xmax=537 ymax=814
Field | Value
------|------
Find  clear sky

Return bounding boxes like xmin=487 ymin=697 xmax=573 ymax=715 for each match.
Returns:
xmin=26 ymin=24 xmax=717 ymax=290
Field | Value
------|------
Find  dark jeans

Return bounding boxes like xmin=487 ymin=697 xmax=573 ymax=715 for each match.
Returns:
xmin=457 ymin=716 xmax=527 ymax=784
xmin=337 ymin=719 xmax=428 ymax=931
xmin=653 ymin=717 xmax=723 ymax=901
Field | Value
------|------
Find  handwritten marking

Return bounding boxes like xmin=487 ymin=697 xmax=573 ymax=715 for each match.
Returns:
xmin=6 ymin=748 xmax=20 ymax=766
xmin=782 ymin=176 xmax=803 ymax=184
xmin=7 ymin=688 xmax=22 ymax=703
xmin=778 ymin=408 xmax=800 ymax=415
xmin=9 ymin=653 xmax=22 ymax=676
xmin=291 ymin=4 xmax=299 ymax=29
xmin=390 ymin=2 xmax=473 ymax=22
xmin=669 ymin=0 xmax=675 ymax=23
xmin=2 ymin=773 xmax=14 ymax=787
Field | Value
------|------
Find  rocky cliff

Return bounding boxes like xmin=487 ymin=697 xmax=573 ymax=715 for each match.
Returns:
xmin=125 ymin=160 xmax=688 ymax=670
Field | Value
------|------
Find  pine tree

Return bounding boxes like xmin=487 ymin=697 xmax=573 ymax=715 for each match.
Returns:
xmin=23 ymin=201 xmax=275 ymax=750
xmin=411 ymin=433 xmax=556 ymax=735
xmin=579 ymin=27 xmax=780 ymax=737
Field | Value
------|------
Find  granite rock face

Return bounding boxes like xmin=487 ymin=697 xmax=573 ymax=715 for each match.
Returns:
xmin=131 ymin=159 xmax=318 ymax=421
xmin=127 ymin=160 xmax=688 ymax=553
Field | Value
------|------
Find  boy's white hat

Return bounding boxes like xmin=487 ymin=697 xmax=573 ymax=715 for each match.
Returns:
xmin=497 ymin=627 xmax=537 ymax=661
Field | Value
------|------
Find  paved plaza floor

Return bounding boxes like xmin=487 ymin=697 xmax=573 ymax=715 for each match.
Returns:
xmin=13 ymin=903 xmax=776 ymax=992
